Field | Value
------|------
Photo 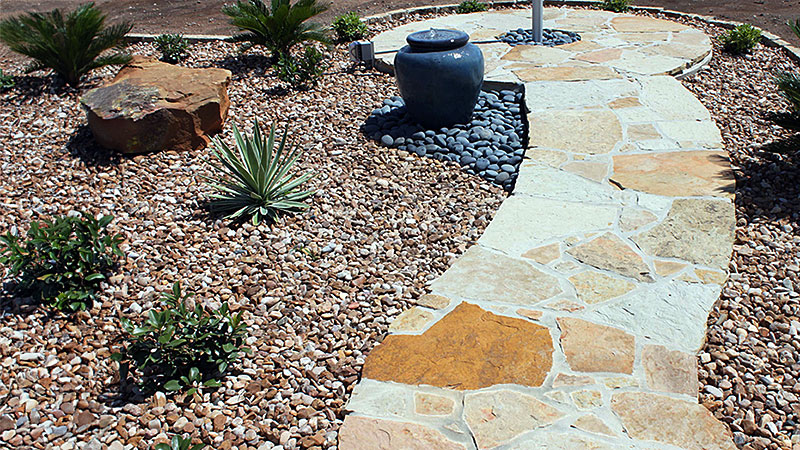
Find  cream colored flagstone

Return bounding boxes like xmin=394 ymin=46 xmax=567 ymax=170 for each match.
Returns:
xmin=414 ymin=392 xmax=455 ymax=416
xmin=567 ymin=232 xmax=654 ymax=282
xmin=513 ymin=64 xmax=622 ymax=82
xmin=502 ymin=45 xmax=573 ymax=65
xmin=639 ymin=76 xmax=711 ymax=120
xmin=610 ymin=51 xmax=690 ymax=76
xmin=508 ymin=432 xmax=634 ymax=450
xmin=515 ymin=164 xmax=618 ymax=203
xmin=657 ymin=120 xmax=722 ymax=144
xmin=569 ymin=271 xmax=637 ymax=304
xmin=388 ymin=307 xmax=435 ymax=333
xmin=529 ymin=109 xmax=622 ymax=154
xmin=618 ymin=207 xmax=658 ymax=233
xmin=573 ymin=415 xmax=618 ymax=437
xmin=641 ymin=344 xmax=698 ymax=396
xmin=558 ymin=317 xmax=636 ymax=374
xmin=338 ymin=416 xmax=467 ymax=450
xmin=562 ymin=161 xmax=609 ymax=182
xmin=610 ymin=15 xmax=690 ymax=33
xmin=521 ymin=242 xmax=561 ymax=264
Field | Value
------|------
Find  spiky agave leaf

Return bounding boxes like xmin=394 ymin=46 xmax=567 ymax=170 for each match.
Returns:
xmin=0 ymin=2 xmax=132 ymax=87
xmin=205 ymin=120 xmax=315 ymax=225
xmin=777 ymin=71 xmax=800 ymax=113
xmin=789 ymin=19 xmax=800 ymax=40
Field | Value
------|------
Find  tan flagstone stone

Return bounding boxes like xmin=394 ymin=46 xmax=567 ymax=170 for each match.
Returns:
xmin=677 ymin=272 xmax=700 ymax=283
xmin=502 ymin=45 xmax=572 ymax=65
xmin=363 ymin=302 xmax=555 ymax=390
xmin=644 ymin=42 xmax=709 ymax=60
xmin=611 ymin=392 xmax=737 ymax=450
xmin=618 ymin=208 xmax=658 ymax=233
xmin=525 ymin=149 xmax=569 ymax=166
xmin=695 ymin=268 xmax=728 ymax=285
xmin=658 ymin=120 xmax=722 ymax=144
xmin=545 ymin=298 xmax=585 ymax=313
xmin=603 ymin=376 xmax=639 ymax=389
xmin=464 ymin=390 xmax=564 ymax=449
xmin=616 ymin=31 xmax=670 ymax=43
xmin=562 ymin=39 xmax=604 ymax=52
xmin=545 ymin=390 xmax=571 ymax=405
xmin=672 ymin=30 xmax=712 ymax=46
xmin=642 ymin=345 xmax=698 ymax=396
xmin=553 ymin=16 xmax=611 ymax=32
xmin=517 ymin=308 xmax=544 ymax=321
xmin=611 ymin=151 xmax=734 ymax=198
xmin=567 ymin=233 xmax=654 ymax=282
xmin=470 ymin=28 xmax=503 ymax=41
xmin=575 ymin=48 xmax=623 ymax=63
xmin=611 ymin=51 xmax=689 ymax=76
xmin=554 ymin=260 xmax=582 ymax=273
xmin=521 ymin=243 xmax=561 ymax=264
xmin=571 ymin=389 xmax=603 ymax=409
xmin=432 ymin=246 xmax=561 ymax=305
xmin=553 ymin=373 xmax=595 ymax=387
xmin=530 ymin=110 xmax=622 ymax=154
xmin=610 ymin=16 xmax=690 ymax=33
xmin=507 ymin=432 xmax=631 ymax=449
xmin=569 ymin=271 xmax=637 ymax=304
xmin=626 ymin=123 xmax=661 ymax=141
xmin=573 ymin=415 xmax=617 ymax=437
xmin=416 ymin=294 xmax=451 ymax=310
xmin=415 ymin=393 xmax=455 ymax=416
xmin=513 ymin=65 xmax=622 ymax=82
xmin=562 ymin=161 xmax=608 ymax=182
xmin=608 ymin=96 xmax=641 ymax=109
xmin=338 ymin=416 xmax=465 ymax=450
xmin=634 ymin=199 xmax=735 ymax=270
xmin=558 ymin=317 xmax=635 ymax=374
xmin=654 ymin=260 xmax=688 ymax=277
xmin=639 ymin=76 xmax=710 ymax=120
xmin=389 ymin=307 xmax=435 ymax=333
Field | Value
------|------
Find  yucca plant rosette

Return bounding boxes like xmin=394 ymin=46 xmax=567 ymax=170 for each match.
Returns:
xmin=205 ymin=119 xmax=315 ymax=225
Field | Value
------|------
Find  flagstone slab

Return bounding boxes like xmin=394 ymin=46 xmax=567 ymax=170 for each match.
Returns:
xmin=639 ymin=76 xmax=711 ymax=120
xmin=612 ymin=151 xmax=734 ymax=199
xmin=388 ymin=307 xmax=435 ymax=333
xmin=563 ymin=161 xmax=609 ymax=182
xmin=507 ymin=432 xmax=633 ymax=450
xmin=338 ymin=416 xmax=466 ymax=450
xmin=573 ymin=415 xmax=617 ymax=437
xmin=568 ymin=271 xmax=637 ymax=304
xmin=558 ymin=317 xmax=635 ymax=374
xmin=416 ymin=294 xmax=451 ymax=310
xmin=567 ymin=233 xmax=653 ymax=281
xmin=618 ymin=208 xmax=658 ymax=233
xmin=515 ymin=164 xmax=618 ymax=203
xmin=363 ymin=302 xmax=555 ymax=390
xmin=514 ymin=65 xmax=622 ymax=82
xmin=464 ymin=390 xmax=564 ymax=449
xmin=611 ymin=392 xmax=737 ymax=450
xmin=641 ymin=344 xmax=698 ymax=396
xmin=415 ymin=393 xmax=455 ymax=416
xmin=521 ymin=243 xmax=561 ymax=264
xmin=530 ymin=109 xmax=622 ymax=154
xmin=634 ymin=198 xmax=735 ymax=270
xmin=431 ymin=245 xmax=562 ymax=305
xmin=610 ymin=15 xmax=690 ymax=33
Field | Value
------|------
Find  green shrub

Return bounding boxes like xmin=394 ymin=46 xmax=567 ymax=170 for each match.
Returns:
xmin=205 ymin=119 xmax=315 ymax=225
xmin=776 ymin=72 xmax=800 ymax=113
xmin=601 ymin=0 xmax=632 ymax=13
xmin=789 ymin=19 xmax=800 ymax=40
xmin=456 ymin=0 xmax=488 ymax=14
xmin=154 ymin=33 xmax=190 ymax=63
xmin=222 ymin=0 xmax=329 ymax=60
xmin=112 ymin=282 xmax=250 ymax=395
xmin=0 ymin=213 xmax=123 ymax=312
xmin=155 ymin=435 xmax=205 ymax=450
xmin=0 ymin=69 xmax=14 ymax=90
xmin=275 ymin=46 xmax=326 ymax=88
xmin=0 ymin=2 xmax=133 ymax=87
xmin=719 ymin=24 xmax=762 ymax=54
xmin=331 ymin=12 xmax=368 ymax=42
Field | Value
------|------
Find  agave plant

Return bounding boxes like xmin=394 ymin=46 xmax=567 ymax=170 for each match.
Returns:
xmin=789 ymin=19 xmax=800 ymax=40
xmin=0 ymin=2 xmax=133 ymax=87
xmin=205 ymin=120 xmax=315 ymax=225
xmin=222 ymin=0 xmax=330 ymax=59
xmin=776 ymin=72 xmax=800 ymax=113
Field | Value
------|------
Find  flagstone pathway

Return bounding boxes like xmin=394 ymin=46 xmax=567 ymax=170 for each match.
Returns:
xmin=339 ymin=8 xmax=737 ymax=450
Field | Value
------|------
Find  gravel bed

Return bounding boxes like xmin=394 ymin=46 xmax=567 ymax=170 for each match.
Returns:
xmin=660 ymin=12 xmax=800 ymax=450
xmin=497 ymin=28 xmax=581 ymax=46
xmin=0 ymin=39 xmax=505 ymax=450
xmin=362 ymin=89 xmax=528 ymax=191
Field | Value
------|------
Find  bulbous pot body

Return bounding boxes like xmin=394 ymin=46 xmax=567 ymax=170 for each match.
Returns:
xmin=394 ymin=29 xmax=484 ymax=129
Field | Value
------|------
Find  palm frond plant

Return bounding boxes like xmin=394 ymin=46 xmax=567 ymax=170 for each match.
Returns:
xmin=0 ymin=2 xmax=133 ymax=87
xmin=776 ymin=71 xmax=800 ymax=113
xmin=222 ymin=0 xmax=330 ymax=60
xmin=205 ymin=120 xmax=315 ymax=225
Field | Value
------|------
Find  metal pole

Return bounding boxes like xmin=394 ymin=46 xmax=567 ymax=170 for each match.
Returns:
xmin=532 ymin=0 xmax=543 ymax=43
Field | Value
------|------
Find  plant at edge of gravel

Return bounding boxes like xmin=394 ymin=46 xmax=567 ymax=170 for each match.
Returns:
xmin=154 ymin=33 xmax=190 ymax=63
xmin=719 ymin=24 xmax=762 ymax=55
xmin=601 ymin=0 xmax=632 ymax=13
xmin=222 ymin=0 xmax=330 ymax=60
xmin=205 ymin=119 xmax=315 ymax=225
xmin=0 ymin=213 xmax=124 ymax=312
xmin=776 ymin=72 xmax=800 ymax=114
xmin=112 ymin=282 xmax=250 ymax=395
xmin=331 ymin=12 xmax=368 ymax=42
xmin=0 ymin=69 xmax=14 ymax=90
xmin=789 ymin=19 xmax=800 ymax=40
xmin=155 ymin=435 xmax=205 ymax=450
xmin=275 ymin=45 xmax=326 ymax=88
xmin=456 ymin=0 xmax=488 ymax=14
xmin=0 ymin=2 xmax=133 ymax=87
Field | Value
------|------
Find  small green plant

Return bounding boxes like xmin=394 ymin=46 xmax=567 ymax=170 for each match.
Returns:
xmin=601 ymin=0 xmax=632 ymax=13
xmin=456 ymin=0 xmax=488 ymax=14
xmin=332 ymin=12 xmax=368 ymax=41
xmin=789 ymin=19 xmax=800 ymax=40
xmin=205 ymin=119 xmax=315 ymax=225
xmin=155 ymin=435 xmax=205 ymax=450
xmin=154 ymin=33 xmax=190 ymax=63
xmin=113 ymin=282 xmax=250 ymax=395
xmin=0 ymin=69 xmax=14 ymax=90
xmin=275 ymin=46 xmax=326 ymax=88
xmin=0 ymin=213 xmax=123 ymax=312
xmin=719 ymin=24 xmax=762 ymax=54
xmin=0 ymin=2 xmax=133 ymax=87
xmin=222 ymin=0 xmax=330 ymax=60
xmin=776 ymin=72 xmax=800 ymax=113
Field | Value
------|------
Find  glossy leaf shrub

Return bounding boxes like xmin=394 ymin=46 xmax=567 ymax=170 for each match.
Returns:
xmin=332 ymin=12 xmax=368 ymax=41
xmin=275 ymin=46 xmax=326 ymax=88
xmin=456 ymin=1 xmax=488 ymax=14
xmin=601 ymin=0 xmax=632 ymax=13
xmin=719 ymin=24 xmax=762 ymax=54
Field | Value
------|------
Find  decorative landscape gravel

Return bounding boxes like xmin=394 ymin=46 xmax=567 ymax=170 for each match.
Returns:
xmin=362 ymin=89 xmax=528 ymax=191
xmin=498 ymin=28 xmax=581 ymax=46
xmin=0 ymin=40 xmax=506 ymax=450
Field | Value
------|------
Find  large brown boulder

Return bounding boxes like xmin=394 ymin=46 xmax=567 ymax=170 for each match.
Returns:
xmin=81 ymin=56 xmax=232 ymax=154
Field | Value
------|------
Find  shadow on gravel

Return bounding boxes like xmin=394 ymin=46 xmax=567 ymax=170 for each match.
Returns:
xmin=4 ymin=75 xmax=75 ymax=100
xmin=65 ymin=126 xmax=123 ymax=167
xmin=212 ymin=54 xmax=272 ymax=79
xmin=769 ymin=112 xmax=800 ymax=134
xmin=0 ymin=292 xmax=42 ymax=317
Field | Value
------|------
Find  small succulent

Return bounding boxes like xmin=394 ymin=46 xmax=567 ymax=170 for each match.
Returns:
xmin=154 ymin=435 xmax=205 ymax=450
xmin=719 ymin=24 xmax=762 ymax=54
xmin=154 ymin=33 xmax=190 ymax=63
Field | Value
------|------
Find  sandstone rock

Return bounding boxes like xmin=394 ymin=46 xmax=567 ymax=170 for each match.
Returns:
xmin=573 ymin=415 xmax=617 ymax=436
xmin=521 ymin=243 xmax=561 ymax=264
xmin=388 ymin=307 xmax=435 ymax=333
xmin=414 ymin=393 xmax=455 ymax=416
xmin=558 ymin=317 xmax=635 ymax=374
xmin=363 ymin=302 xmax=554 ymax=390
xmin=568 ymin=233 xmax=653 ymax=281
xmin=338 ymin=416 xmax=465 ymax=450
xmin=464 ymin=390 xmax=563 ymax=449
xmin=568 ymin=271 xmax=636 ymax=304
xmin=530 ymin=109 xmax=622 ymax=154
xmin=416 ymin=294 xmax=451 ymax=310
xmin=81 ymin=56 xmax=231 ymax=154
xmin=641 ymin=345 xmax=698 ymax=396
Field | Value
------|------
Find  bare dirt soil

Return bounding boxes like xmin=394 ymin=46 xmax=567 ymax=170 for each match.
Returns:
xmin=0 ymin=0 xmax=798 ymax=47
